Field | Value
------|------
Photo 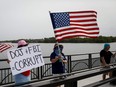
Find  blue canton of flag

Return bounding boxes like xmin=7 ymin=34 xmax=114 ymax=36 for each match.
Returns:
xmin=50 ymin=12 xmax=70 ymax=29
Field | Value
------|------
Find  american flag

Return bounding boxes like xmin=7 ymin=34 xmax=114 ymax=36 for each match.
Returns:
xmin=0 ymin=43 xmax=13 ymax=52
xmin=50 ymin=10 xmax=99 ymax=41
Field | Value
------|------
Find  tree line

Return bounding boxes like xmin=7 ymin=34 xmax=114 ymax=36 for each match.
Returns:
xmin=1 ymin=36 xmax=116 ymax=43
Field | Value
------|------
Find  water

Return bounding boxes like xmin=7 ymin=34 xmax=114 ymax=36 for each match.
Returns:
xmin=0 ymin=42 xmax=116 ymax=68
xmin=40 ymin=43 xmax=116 ymax=56
xmin=1 ymin=43 xmax=116 ymax=58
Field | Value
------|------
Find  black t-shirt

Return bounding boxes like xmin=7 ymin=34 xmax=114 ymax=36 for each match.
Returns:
xmin=100 ymin=50 xmax=113 ymax=64
xmin=50 ymin=52 xmax=66 ymax=74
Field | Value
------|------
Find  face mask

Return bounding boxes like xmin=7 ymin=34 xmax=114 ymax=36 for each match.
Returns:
xmin=54 ymin=49 xmax=60 ymax=55
xmin=54 ymin=46 xmax=63 ymax=55
xmin=60 ymin=48 xmax=63 ymax=52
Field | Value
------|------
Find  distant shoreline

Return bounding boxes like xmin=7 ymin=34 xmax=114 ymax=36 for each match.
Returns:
xmin=0 ymin=36 xmax=116 ymax=43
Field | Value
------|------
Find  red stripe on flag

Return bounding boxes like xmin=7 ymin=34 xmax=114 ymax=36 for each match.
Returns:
xmin=55 ymin=31 xmax=99 ymax=37
xmin=0 ymin=44 xmax=13 ymax=52
xmin=70 ymin=19 xmax=97 ymax=22
xmin=70 ymin=15 xmax=97 ymax=18
xmin=70 ymin=23 xmax=98 ymax=27
xmin=56 ymin=35 xmax=98 ymax=42
xmin=69 ymin=11 xmax=97 ymax=14
xmin=54 ymin=27 xmax=99 ymax=33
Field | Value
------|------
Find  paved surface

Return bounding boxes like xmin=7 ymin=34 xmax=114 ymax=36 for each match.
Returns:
xmin=60 ymin=75 xmax=116 ymax=87
xmin=78 ymin=75 xmax=116 ymax=87
xmin=2 ymin=75 xmax=115 ymax=87
xmin=99 ymin=83 xmax=116 ymax=87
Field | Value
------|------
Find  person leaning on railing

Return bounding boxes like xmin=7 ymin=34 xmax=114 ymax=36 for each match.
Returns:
xmin=100 ymin=43 xmax=116 ymax=80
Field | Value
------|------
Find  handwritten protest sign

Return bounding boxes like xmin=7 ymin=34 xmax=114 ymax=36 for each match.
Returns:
xmin=7 ymin=44 xmax=45 ymax=75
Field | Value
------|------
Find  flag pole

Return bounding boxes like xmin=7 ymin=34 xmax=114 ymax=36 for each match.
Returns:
xmin=56 ymin=41 xmax=61 ymax=55
xmin=49 ymin=11 xmax=61 ymax=54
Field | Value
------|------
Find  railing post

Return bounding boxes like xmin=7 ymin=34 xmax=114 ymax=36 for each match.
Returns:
xmin=67 ymin=55 xmax=72 ymax=73
xmin=88 ymin=54 xmax=92 ymax=69
xmin=38 ymin=66 xmax=43 ymax=80
xmin=65 ymin=55 xmax=77 ymax=87
xmin=37 ymin=67 xmax=39 ymax=79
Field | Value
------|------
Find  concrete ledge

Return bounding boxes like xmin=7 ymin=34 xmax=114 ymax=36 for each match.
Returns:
xmin=83 ymin=77 xmax=116 ymax=87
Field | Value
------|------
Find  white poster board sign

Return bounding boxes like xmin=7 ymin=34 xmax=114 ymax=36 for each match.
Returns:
xmin=7 ymin=44 xmax=45 ymax=75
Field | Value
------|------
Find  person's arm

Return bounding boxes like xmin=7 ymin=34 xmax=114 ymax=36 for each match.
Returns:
xmin=112 ymin=52 xmax=116 ymax=58
xmin=62 ymin=59 xmax=67 ymax=63
xmin=101 ymin=57 xmax=109 ymax=67
xmin=60 ymin=53 xmax=67 ymax=63
xmin=50 ymin=56 xmax=60 ymax=63
xmin=6 ymin=59 xmax=10 ymax=63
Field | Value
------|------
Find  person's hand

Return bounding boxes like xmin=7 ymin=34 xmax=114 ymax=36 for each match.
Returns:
xmin=58 ymin=54 xmax=62 ymax=59
xmin=63 ymin=60 xmax=67 ymax=63
xmin=57 ymin=55 xmax=64 ymax=62
xmin=112 ymin=52 xmax=116 ymax=58
xmin=104 ymin=64 xmax=109 ymax=67
xmin=7 ymin=59 xmax=11 ymax=63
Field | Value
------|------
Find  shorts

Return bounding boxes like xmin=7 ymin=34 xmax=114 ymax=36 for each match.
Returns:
xmin=100 ymin=66 xmax=111 ymax=75
xmin=53 ymin=73 xmax=66 ymax=80
xmin=14 ymin=73 xmax=31 ymax=85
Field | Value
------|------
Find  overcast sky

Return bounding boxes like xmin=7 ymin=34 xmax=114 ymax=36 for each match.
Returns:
xmin=0 ymin=0 xmax=116 ymax=41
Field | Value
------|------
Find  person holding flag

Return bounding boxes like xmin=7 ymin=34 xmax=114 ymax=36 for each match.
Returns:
xmin=50 ymin=44 xmax=67 ymax=87
xmin=49 ymin=10 xmax=100 ymax=87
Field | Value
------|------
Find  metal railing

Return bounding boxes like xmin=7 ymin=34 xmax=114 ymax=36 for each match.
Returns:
xmin=0 ymin=51 xmax=115 ymax=86
xmin=4 ymin=64 xmax=116 ymax=87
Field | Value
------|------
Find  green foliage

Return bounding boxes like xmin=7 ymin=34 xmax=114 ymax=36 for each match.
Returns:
xmin=0 ymin=36 xmax=116 ymax=43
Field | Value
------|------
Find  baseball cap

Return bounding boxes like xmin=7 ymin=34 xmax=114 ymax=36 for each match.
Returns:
xmin=18 ymin=40 xmax=28 ymax=46
xmin=104 ymin=43 xmax=110 ymax=49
